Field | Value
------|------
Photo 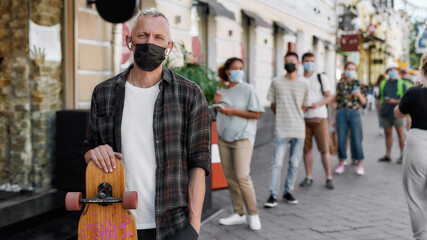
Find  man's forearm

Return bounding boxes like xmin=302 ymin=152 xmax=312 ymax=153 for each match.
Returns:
xmin=188 ymin=167 xmax=206 ymax=233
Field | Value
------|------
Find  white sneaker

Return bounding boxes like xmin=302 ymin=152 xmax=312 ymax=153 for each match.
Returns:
xmin=218 ymin=213 xmax=246 ymax=226
xmin=249 ymin=214 xmax=261 ymax=231
xmin=356 ymin=166 xmax=365 ymax=176
xmin=335 ymin=165 xmax=345 ymax=174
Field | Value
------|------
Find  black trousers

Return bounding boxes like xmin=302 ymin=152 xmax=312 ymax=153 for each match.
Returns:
xmin=137 ymin=222 xmax=198 ymax=240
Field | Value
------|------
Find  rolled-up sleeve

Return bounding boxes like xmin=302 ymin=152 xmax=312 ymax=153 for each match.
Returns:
xmin=187 ymin=85 xmax=211 ymax=176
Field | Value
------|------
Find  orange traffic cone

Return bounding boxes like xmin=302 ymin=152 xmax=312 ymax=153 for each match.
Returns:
xmin=211 ymin=121 xmax=228 ymax=190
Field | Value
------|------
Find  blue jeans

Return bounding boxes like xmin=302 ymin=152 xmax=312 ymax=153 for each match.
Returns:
xmin=336 ymin=109 xmax=364 ymax=160
xmin=269 ymin=137 xmax=305 ymax=197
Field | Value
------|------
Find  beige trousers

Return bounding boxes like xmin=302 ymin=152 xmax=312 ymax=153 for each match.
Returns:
xmin=218 ymin=138 xmax=258 ymax=215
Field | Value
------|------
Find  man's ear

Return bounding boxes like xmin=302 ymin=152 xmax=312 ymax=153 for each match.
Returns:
xmin=166 ymin=41 xmax=174 ymax=56
xmin=126 ymin=35 xmax=132 ymax=50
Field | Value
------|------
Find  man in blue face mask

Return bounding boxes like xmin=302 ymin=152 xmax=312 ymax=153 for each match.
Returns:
xmin=378 ymin=62 xmax=407 ymax=164
xmin=299 ymin=52 xmax=334 ymax=190
xmin=83 ymin=8 xmax=210 ymax=240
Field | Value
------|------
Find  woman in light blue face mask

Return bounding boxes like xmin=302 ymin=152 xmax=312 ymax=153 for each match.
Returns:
xmin=333 ymin=62 xmax=367 ymax=176
xmin=213 ymin=57 xmax=265 ymax=231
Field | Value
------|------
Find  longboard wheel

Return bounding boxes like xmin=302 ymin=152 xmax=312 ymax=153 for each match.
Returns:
xmin=122 ymin=191 xmax=138 ymax=209
xmin=65 ymin=192 xmax=83 ymax=211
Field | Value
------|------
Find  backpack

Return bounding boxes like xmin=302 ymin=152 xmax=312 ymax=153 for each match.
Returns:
xmin=317 ymin=73 xmax=325 ymax=96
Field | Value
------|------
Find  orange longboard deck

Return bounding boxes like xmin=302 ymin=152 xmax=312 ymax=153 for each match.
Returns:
xmin=78 ymin=159 xmax=138 ymax=240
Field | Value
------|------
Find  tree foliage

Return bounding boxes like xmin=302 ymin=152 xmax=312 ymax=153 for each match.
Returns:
xmin=165 ymin=42 xmax=220 ymax=105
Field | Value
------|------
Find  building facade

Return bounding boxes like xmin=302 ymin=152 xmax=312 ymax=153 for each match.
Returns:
xmin=0 ymin=0 xmax=338 ymax=190
xmin=336 ymin=0 xmax=411 ymax=84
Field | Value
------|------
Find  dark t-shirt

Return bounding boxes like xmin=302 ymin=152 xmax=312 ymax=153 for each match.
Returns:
xmin=380 ymin=79 xmax=407 ymax=119
xmin=399 ymin=85 xmax=427 ymax=130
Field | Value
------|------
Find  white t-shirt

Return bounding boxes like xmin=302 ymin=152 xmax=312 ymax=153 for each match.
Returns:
xmin=303 ymin=73 xmax=331 ymax=119
xmin=121 ymin=81 xmax=160 ymax=229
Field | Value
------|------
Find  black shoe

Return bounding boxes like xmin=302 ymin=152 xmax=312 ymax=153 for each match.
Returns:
xmin=299 ymin=177 xmax=313 ymax=187
xmin=264 ymin=195 xmax=278 ymax=208
xmin=283 ymin=193 xmax=298 ymax=204
xmin=378 ymin=156 xmax=391 ymax=162
xmin=326 ymin=179 xmax=334 ymax=190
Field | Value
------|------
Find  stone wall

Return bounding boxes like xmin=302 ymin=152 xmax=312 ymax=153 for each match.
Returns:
xmin=0 ymin=0 xmax=63 ymax=190
xmin=0 ymin=0 xmax=32 ymax=189
xmin=30 ymin=0 xmax=63 ymax=188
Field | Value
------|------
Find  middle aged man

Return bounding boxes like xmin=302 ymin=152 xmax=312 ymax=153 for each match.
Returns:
xmin=82 ymin=8 xmax=210 ymax=240
xmin=264 ymin=52 xmax=311 ymax=208
xmin=299 ymin=52 xmax=334 ymax=190
xmin=378 ymin=61 xmax=407 ymax=164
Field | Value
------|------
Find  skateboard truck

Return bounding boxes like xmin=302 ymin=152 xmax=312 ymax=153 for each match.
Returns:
xmin=80 ymin=183 xmax=122 ymax=206
xmin=66 ymin=183 xmax=138 ymax=211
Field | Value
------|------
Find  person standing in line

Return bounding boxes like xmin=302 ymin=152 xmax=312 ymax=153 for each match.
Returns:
xmin=298 ymin=52 xmax=334 ymax=190
xmin=333 ymin=62 xmax=366 ymax=176
xmin=374 ymin=75 xmax=386 ymax=136
xmin=213 ymin=57 xmax=265 ymax=231
xmin=264 ymin=52 xmax=311 ymax=208
xmin=83 ymin=8 xmax=210 ymax=240
xmin=377 ymin=62 xmax=407 ymax=164
xmin=395 ymin=50 xmax=427 ymax=240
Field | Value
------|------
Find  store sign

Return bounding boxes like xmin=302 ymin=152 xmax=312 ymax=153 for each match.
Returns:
xmin=415 ymin=26 xmax=427 ymax=54
xmin=373 ymin=59 xmax=383 ymax=64
xmin=340 ymin=34 xmax=360 ymax=52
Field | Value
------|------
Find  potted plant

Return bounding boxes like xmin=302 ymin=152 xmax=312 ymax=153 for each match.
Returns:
xmin=164 ymin=42 xmax=220 ymax=105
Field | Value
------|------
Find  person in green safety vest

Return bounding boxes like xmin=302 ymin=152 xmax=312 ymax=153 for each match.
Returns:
xmin=378 ymin=61 xmax=408 ymax=164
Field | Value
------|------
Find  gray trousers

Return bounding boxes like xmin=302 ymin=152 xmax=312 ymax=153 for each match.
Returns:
xmin=403 ymin=129 xmax=427 ymax=240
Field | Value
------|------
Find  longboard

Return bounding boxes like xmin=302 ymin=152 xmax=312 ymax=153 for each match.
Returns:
xmin=66 ymin=158 xmax=138 ymax=239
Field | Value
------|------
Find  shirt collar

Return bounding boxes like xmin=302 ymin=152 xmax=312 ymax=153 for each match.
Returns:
xmin=116 ymin=64 xmax=172 ymax=86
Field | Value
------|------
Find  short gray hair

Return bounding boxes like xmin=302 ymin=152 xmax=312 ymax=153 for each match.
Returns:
xmin=131 ymin=8 xmax=170 ymax=31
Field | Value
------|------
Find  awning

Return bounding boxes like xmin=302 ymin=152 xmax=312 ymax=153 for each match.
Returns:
xmin=363 ymin=34 xmax=385 ymax=43
xmin=273 ymin=21 xmax=296 ymax=36
xmin=241 ymin=10 xmax=272 ymax=29
xmin=313 ymin=36 xmax=336 ymax=49
xmin=198 ymin=0 xmax=235 ymax=20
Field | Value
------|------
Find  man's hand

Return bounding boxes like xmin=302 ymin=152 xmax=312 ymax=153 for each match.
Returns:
xmin=352 ymin=89 xmax=362 ymax=98
xmin=189 ymin=217 xmax=201 ymax=234
xmin=217 ymin=105 xmax=234 ymax=116
xmin=311 ymin=102 xmax=319 ymax=109
xmin=84 ymin=144 xmax=122 ymax=173
xmin=385 ymin=98 xmax=399 ymax=105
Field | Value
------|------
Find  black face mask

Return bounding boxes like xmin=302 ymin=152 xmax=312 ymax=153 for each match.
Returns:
xmin=284 ymin=63 xmax=296 ymax=73
xmin=133 ymin=42 xmax=167 ymax=71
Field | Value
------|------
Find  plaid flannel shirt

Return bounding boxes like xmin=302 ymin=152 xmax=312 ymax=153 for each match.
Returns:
xmin=83 ymin=64 xmax=211 ymax=240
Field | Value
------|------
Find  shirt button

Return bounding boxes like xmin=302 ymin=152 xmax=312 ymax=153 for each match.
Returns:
xmin=154 ymin=119 xmax=157 ymax=122
xmin=156 ymin=140 xmax=159 ymax=144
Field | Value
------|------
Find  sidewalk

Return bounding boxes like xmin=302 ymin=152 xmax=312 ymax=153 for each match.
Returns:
xmin=200 ymin=110 xmax=412 ymax=240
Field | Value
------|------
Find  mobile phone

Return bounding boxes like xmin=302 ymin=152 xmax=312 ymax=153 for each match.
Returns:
xmin=352 ymin=86 xmax=360 ymax=93
xmin=212 ymin=104 xmax=225 ymax=109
